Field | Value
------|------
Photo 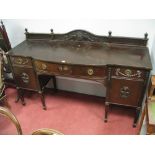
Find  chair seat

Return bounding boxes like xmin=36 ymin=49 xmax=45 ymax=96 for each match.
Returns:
xmin=148 ymin=101 xmax=155 ymax=125
xmin=146 ymin=100 xmax=155 ymax=134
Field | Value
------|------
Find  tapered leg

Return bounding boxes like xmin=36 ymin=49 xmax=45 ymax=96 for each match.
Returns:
xmin=20 ymin=89 xmax=26 ymax=106
xmin=133 ymin=107 xmax=141 ymax=128
xmin=52 ymin=76 xmax=57 ymax=92
xmin=15 ymin=88 xmax=20 ymax=103
xmin=104 ymin=102 xmax=109 ymax=122
xmin=16 ymin=88 xmax=25 ymax=105
xmin=39 ymin=91 xmax=46 ymax=110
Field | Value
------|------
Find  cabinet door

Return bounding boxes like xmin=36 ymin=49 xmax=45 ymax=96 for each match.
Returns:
xmin=108 ymin=78 xmax=144 ymax=106
xmin=13 ymin=67 xmax=39 ymax=90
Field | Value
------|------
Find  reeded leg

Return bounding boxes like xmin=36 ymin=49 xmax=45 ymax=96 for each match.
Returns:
xmin=15 ymin=88 xmax=20 ymax=103
xmin=104 ymin=102 xmax=109 ymax=122
xmin=39 ymin=91 xmax=46 ymax=110
xmin=133 ymin=107 xmax=141 ymax=128
xmin=20 ymin=89 xmax=26 ymax=106
xmin=52 ymin=76 xmax=57 ymax=93
xmin=16 ymin=88 xmax=25 ymax=105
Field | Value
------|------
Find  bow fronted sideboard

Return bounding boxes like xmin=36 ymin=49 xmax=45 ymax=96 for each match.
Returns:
xmin=6 ymin=29 xmax=152 ymax=127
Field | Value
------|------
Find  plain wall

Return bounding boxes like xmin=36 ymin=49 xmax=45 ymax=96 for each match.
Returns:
xmin=2 ymin=19 xmax=155 ymax=97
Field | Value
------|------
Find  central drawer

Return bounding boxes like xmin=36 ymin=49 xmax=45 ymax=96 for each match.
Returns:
xmin=34 ymin=61 xmax=72 ymax=75
xmin=34 ymin=60 xmax=106 ymax=78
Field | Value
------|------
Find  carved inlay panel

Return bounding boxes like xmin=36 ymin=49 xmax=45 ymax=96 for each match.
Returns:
xmin=11 ymin=57 xmax=31 ymax=66
xmin=64 ymin=30 xmax=100 ymax=42
xmin=15 ymin=58 xmax=28 ymax=65
xmin=115 ymin=68 xmax=142 ymax=78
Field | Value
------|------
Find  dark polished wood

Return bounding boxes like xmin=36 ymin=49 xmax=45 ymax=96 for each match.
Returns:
xmin=7 ymin=29 xmax=152 ymax=127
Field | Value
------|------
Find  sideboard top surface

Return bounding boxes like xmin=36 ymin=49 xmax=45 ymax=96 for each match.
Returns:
xmin=8 ymin=30 xmax=152 ymax=69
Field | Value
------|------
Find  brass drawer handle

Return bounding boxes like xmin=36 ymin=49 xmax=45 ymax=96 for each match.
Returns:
xmin=120 ymin=86 xmax=130 ymax=98
xmin=124 ymin=69 xmax=132 ymax=76
xmin=58 ymin=66 xmax=69 ymax=71
xmin=58 ymin=66 xmax=63 ymax=71
xmin=21 ymin=72 xmax=29 ymax=83
xmin=42 ymin=63 xmax=47 ymax=70
xmin=63 ymin=66 xmax=69 ymax=71
xmin=87 ymin=68 xmax=94 ymax=76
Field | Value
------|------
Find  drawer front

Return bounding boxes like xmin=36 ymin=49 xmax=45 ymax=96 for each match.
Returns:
xmin=10 ymin=56 xmax=32 ymax=67
xmin=108 ymin=78 xmax=143 ymax=106
xmin=35 ymin=61 xmax=72 ymax=75
xmin=111 ymin=67 xmax=145 ymax=81
xmin=71 ymin=66 xmax=106 ymax=77
xmin=35 ymin=60 xmax=106 ymax=78
xmin=13 ymin=67 xmax=39 ymax=90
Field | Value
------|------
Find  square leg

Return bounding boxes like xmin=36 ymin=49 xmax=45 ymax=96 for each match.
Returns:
xmin=133 ymin=107 xmax=141 ymax=128
xmin=104 ymin=102 xmax=109 ymax=123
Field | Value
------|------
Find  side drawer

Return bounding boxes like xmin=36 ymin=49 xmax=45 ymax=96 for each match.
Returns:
xmin=108 ymin=78 xmax=144 ymax=106
xmin=13 ymin=67 xmax=39 ymax=90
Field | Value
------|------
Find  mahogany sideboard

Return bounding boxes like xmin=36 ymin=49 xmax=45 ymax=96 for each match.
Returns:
xmin=6 ymin=29 xmax=152 ymax=127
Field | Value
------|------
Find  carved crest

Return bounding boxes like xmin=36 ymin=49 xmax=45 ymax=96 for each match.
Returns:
xmin=64 ymin=30 xmax=100 ymax=42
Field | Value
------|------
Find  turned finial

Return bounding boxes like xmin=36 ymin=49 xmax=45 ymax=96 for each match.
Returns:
xmin=1 ymin=20 xmax=3 ymax=25
xmin=108 ymin=31 xmax=112 ymax=37
xmin=25 ymin=28 xmax=28 ymax=33
xmin=144 ymin=32 xmax=148 ymax=39
xmin=50 ymin=29 xmax=53 ymax=34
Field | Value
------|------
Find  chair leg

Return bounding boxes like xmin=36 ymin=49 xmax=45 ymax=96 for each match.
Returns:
xmin=39 ymin=91 xmax=46 ymax=110
xmin=52 ymin=76 xmax=57 ymax=92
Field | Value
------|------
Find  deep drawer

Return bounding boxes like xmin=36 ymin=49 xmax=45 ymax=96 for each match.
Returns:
xmin=108 ymin=78 xmax=144 ymax=106
xmin=13 ymin=67 xmax=39 ymax=90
